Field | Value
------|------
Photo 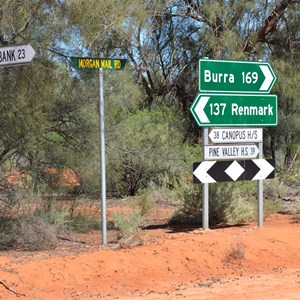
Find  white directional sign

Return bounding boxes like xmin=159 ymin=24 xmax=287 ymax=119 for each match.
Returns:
xmin=0 ymin=44 xmax=35 ymax=67
xmin=204 ymin=144 xmax=259 ymax=160
xmin=193 ymin=159 xmax=275 ymax=183
xmin=209 ymin=128 xmax=263 ymax=144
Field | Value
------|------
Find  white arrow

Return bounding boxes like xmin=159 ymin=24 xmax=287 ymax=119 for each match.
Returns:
xmin=259 ymin=65 xmax=274 ymax=91
xmin=194 ymin=96 xmax=210 ymax=123
xmin=252 ymin=159 xmax=275 ymax=180
xmin=0 ymin=44 xmax=35 ymax=67
xmin=193 ymin=161 xmax=216 ymax=183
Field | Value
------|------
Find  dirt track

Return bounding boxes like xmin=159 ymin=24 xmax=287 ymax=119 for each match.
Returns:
xmin=0 ymin=213 xmax=299 ymax=299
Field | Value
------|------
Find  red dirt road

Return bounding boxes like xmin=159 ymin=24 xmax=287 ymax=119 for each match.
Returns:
xmin=0 ymin=213 xmax=299 ymax=299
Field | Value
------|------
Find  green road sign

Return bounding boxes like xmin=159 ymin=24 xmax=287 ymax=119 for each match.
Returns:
xmin=71 ymin=57 xmax=127 ymax=70
xmin=199 ymin=59 xmax=276 ymax=94
xmin=190 ymin=93 xmax=277 ymax=127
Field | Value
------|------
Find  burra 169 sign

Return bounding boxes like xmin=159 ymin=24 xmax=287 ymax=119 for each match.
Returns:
xmin=199 ymin=59 xmax=276 ymax=94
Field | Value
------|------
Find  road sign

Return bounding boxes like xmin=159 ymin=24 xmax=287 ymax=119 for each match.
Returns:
xmin=209 ymin=128 xmax=263 ymax=144
xmin=193 ymin=159 xmax=275 ymax=183
xmin=71 ymin=56 xmax=127 ymax=245
xmin=0 ymin=44 xmax=35 ymax=67
xmin=204 ymin=144 xmax=259 ymax=160
xmin=71 ymin=57 xmax=127 ymax=70
xmin=190 ymin=93 xmax=277 ymax=127
xmin=199 ymin=59 xmax=276 ymax=94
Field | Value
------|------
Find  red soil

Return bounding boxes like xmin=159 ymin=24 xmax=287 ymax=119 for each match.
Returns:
xmin=0 ymin=211 xmax=299 ymax=299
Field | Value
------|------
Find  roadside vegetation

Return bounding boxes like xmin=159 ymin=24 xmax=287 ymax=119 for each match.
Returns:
xmin=0 ymin=0 xmax=299 ymax=250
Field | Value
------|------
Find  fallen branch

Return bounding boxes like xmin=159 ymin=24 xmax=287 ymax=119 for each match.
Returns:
xmin=0 ymin=280 xmax=25 ymax=297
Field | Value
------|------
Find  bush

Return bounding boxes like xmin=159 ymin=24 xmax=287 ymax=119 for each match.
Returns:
xmin=113 ymin=210 xmax=144 ymax=241
xmin=0 ymin=216 xmax=58 ymax=251
xmin=169 ymin=177 xmax=202 ymax=224
xmin=68 ymin=214 xmax=101 ymax=232
xmin=128 ymin=190 xmax=156 ymax=217
xmin=33 ymin=205 xmax=71 ymax=231
xmin=170 ymin=179 xmax=255 ymax=225
xmin=223 ymin=238 xmax=246 ymax=264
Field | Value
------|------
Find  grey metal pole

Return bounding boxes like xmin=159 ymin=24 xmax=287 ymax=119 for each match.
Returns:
xmin=202 ymin=128 xmax=209 ymax=230
xmin=257 ymin=140 xmax=263 ymax=228
xmin=98 ymin=68 xmax=107 ymax=245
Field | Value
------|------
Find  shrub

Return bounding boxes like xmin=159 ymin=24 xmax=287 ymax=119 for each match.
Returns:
xmin=128 ymin=190 xmax=156 ymax=217
xmin=68 ymin=213 xmax=101 ymax=232
xmin=0 ymin=216 xmax=58 ymax=251
xmin=33 ymin=206 xmax=71 ymax=231
xmin=170 ymin=180 xmax=255 ymax=225
xmin=113 ymin=210 xmax=144 ymax=238
xmin=223 ymin=238 xmax=246 ymax=264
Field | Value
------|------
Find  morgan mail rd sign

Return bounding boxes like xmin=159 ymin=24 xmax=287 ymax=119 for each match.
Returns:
xmin=71 ymin=57 xmax=127 ymax=70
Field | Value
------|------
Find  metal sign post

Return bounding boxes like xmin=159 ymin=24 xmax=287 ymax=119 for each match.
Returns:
xmin=257 ymin=141 xmax=264 ymax=227
xmin=202 ymin=128 xmax=209 ymax=230
xmin=98 ymin=68 xmax=107 ymax=244
xmin=71 ymin=56 xmax=127 ymax=245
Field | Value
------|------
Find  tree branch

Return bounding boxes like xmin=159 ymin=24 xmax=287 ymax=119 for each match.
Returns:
xmin=242 ymin=0 xmax=298 ymax=54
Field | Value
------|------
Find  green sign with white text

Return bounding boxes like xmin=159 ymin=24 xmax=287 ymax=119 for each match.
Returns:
xmin=190 ymin=93 xmax=277 ymax=127
xmin=199 ymin=59 xmax=276 ymax=94
xmin=71 ymin=57 xmax=127 ymax=70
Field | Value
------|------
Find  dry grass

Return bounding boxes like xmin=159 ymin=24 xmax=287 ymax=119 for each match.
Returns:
xmin=223 ymin=238 xmax=245 ymax=264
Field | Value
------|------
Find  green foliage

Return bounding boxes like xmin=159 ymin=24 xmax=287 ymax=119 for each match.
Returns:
xmin=209 ymin=183 xmax=255 ymax=225
xmin=128 ymin=190 xmax=156 ymax=217
xmin=170 ymin=180 xmax=255 ymax=225
xmin=107 ymin=107 xmax=185 ymax=196
xmin=264 ymin=199 xmax=283 ymax=220
xmin=33 ymin=206 xmax=71 ymax=231
xmin=113 ymin=210 xmax=144 ymax=240
xmin=68 ymin=214 xmax=101 ymax=232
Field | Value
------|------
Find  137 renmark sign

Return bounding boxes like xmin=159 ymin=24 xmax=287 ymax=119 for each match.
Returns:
xmin=190 ymin=93 xmax=277 ymax=127
xmin=199 ymin=59 xmax=276 ymax=94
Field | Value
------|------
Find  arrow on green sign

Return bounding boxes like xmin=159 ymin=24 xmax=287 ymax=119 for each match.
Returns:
xmin=190 ymin=93 xmax=277 ymax=127
xmin=199 ymin=59 xmax=276 ymax=94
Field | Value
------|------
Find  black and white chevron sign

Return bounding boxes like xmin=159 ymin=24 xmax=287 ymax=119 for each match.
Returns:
xmin=193 ymin=159 xmax=275 ymax=183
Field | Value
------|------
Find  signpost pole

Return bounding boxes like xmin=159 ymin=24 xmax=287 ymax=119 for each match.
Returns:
xmin=257 ymin=141 xmax=263 ymax=228
xmin=202 ymin=128 xmax=209 ymax=230
xmin=98 ymin=68 xmax=107 ymax=245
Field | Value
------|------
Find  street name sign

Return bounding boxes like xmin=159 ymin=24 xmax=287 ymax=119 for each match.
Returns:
xmin=199 ymin=59 xmax=276 ymax=94
xmin=71 ymin=55 xmax=127 ymax=245
xmin=204 ymin=144 xmax=259 ymax=160
xmin=71 ymin=57 xmax=127 ymax=70
xmin=193 ymin=159 xmax=275 ymax=183
xmin=0 ymin=44 xmax=35 ymax=67
xmin=190 ymin=93 xmax=277 ymax=127
xmin=209 ymin=128 xmax=263 ymax=144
